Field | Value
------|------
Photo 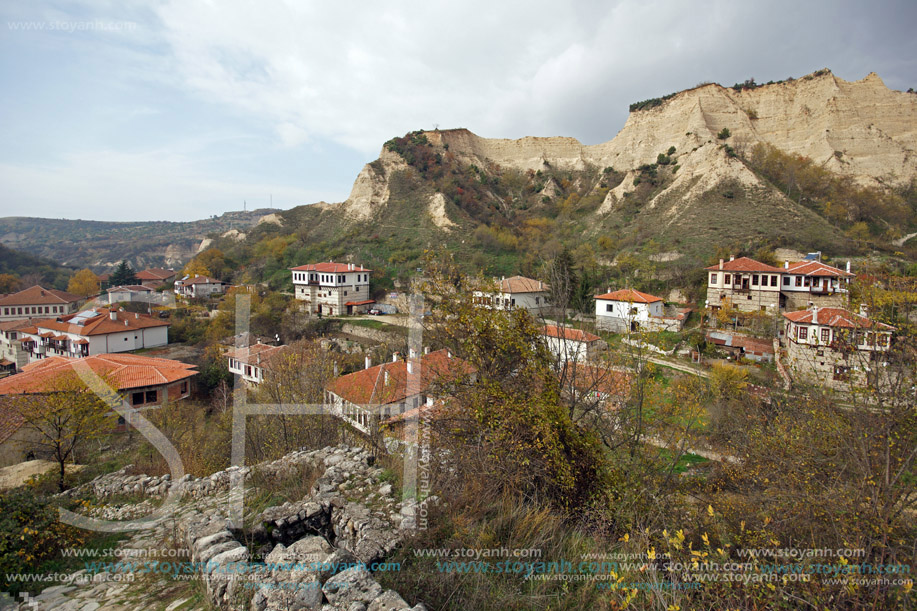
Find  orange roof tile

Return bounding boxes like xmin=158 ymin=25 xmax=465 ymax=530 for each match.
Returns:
xmin=135 ymin=268 xmax=175 ymax=281
xmin=783 ymin=307 xmax=894 ymax=330
xmin=784 ymin=261 xmax=853 ymax=277
xmin=290 ymin=262 xmax=372 ymax=273
xmin=0 ymin=286 xmax=83 ymax=307
xmin=541 ymin=324 xmax=601 ymax=343
xmin=705 ymin=257 xmax=784 ymax=273
xmin=224 ymin=343 xmax=288 ymax=366
xmin=594 ymin=288 xmax=663 ymax=303
xmin=0 ymin=354 xmax=197 ymax=396
xmin=25 ymin=308 xmax=169 ymax=337
xmin=561 ymin=362 xmax=632 ymax=397
xmin=326 ymin=349 xmax=475 ymax=407
xmin=497 ymin=276 xmax=549 ymax=293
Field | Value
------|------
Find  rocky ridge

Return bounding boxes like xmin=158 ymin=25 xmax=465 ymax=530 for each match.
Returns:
xmin=23 ymin=445 xmax=426 ymax=611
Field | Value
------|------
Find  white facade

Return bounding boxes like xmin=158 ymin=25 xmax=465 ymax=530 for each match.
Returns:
xmin=472 ymin=276 xmax=551 ymax=314
xmin=291 ymin=263 xmax=373 ymax=315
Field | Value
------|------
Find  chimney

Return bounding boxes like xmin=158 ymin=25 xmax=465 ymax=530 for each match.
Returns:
xmin=135 ymin=313 xmax=139 ymax=319
xmin=859 ymin=303 xmax=868 ymax=317
xmin=424 ymin=346 xmax=430 ymax=355
xmin=364 ymin=355 xmax=371 ymax=369
xmin=846 ymin=261 xmax=851 ymax=274
xmin=719 ymin=259 xmax=724 ymax=270
xmin=409 ymin=347 xmax=417 ymax=358
xmin=784 ymin=261 xmax=789 ymax=269
xmin=446 ymin=350 xmax=452 ymax=359
xmin=110 ymin=311 xmax=118 ymax=321
xmin=729 ymin=255 xmax=735 ymax=261
xmin=333 ymin=362 xmax=339 ymax=376
xmin=407 ymin=360 xmax=414 ymax=375
xmin=384 ymin=369 xmax=390 ymax=385
xmin=124 ymin=320 xmax=129 ymax=326
xmin=392 ymin=352 xmax=400 ymax=362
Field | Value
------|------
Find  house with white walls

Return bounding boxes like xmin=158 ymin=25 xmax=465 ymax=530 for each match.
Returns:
xmin=780 ymin=259 xmax=853 ymax=310
xmin=783 ymin=305 xmax=894 ymax=390
xmin=472 ymin=276 xmax=551 ymax=315
xmin=323 ymin=349 xmax=475 ymax=435
xmin=291 ymin=262 xmax=374 ymax=316
xmin=225 ymin=342 xmax=288 ymax=385
xmin=0 ymin=286 xmax=84 ymax=321
xmin=16 ymin=308 xmax=169 ymax=363
xmin=540 ymin=324 xmax=606 ymax=361
xmin=174 ymin=275 xmax=228 ymax=298
xmin=595 ymin=289 xmax=665 ymax=332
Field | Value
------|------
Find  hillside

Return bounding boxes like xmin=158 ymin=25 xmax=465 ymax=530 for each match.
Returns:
xmin=205 ymin=69 xmax=915 ymax=295
xmin=0 ymin=209 xmax=280 ymax=272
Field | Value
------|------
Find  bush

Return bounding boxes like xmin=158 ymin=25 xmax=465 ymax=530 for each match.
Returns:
xmin=717 ymin=127 xmax=731 ymax=140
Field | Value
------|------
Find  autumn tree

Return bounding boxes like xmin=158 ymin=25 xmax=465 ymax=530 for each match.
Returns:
xmin=66 ymin=268 xmax=99 ymax=297
xmin=421 ymin=253 xmax=606 ymax=509
xmin=9 ymin=369 xmax=118 ymax=491
xmin=0 ymin=273 xmax=20 ymax=293
xmin=183 ymin=248 xmax=228 ymax=280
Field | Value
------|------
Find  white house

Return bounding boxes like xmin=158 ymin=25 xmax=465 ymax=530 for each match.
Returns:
xmin=108 ymin=284 xmax=154 ymax=305
xmin=472 ymin=276 xmax=551 ymax=314
xmin=16 ymin=308 xmax=169 ymax=363
xmin=594 ymin=289 xmax=665 ymax=332
xmin=540 ymin=324 xmax=606 ymax=361
xmin=783 ymin=305 xmax=894 ymax=390
xmin=291 ymin=262 xmax=374 ymax=316
xmin=0 ymin=286 xmax=83 ymax=321
xmin=174 ymin=275 xmax=228 ymax=298
xmin=324 ymin=349 xmax=475 ymax=435
xmin=225 ymin=342 xmax=288 ymax=385
xmin=780 ymin=260 xmax=854 ymax=309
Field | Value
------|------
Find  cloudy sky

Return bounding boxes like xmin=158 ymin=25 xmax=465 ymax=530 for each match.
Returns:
xmin=0 ymin=0 xmax=914 ymax=222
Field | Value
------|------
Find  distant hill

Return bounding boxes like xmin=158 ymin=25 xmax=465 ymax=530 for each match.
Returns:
xmin=0 ymin=244 xmax=74 ymax=290
xmin=0 ymin=210 xmax=280 ymax=272
xmin=202 ymin=69 xmax=915 ymax=296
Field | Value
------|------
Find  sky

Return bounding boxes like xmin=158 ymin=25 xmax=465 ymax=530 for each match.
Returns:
xmin=0 ymin=0 xmax=915 ymax=222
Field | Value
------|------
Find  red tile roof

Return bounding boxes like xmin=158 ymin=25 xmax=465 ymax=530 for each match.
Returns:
xmin=0 ymin=354 xmax=197 ymax=396
xmin=224 ymin=343 xmax=288 ymax=366
xmin=180 ymin=276 xmax=225 ymax=285
xmin=135 ymin=268 xmax=175 ymax=281
xmin=21 ymin=308 xmax=169 ymax=337
xmin=344 ymin=300 xmax=376 ymax=306
xmin=0 ymin=286 xmax=83 ymax=307
xmin=594 ymin=288 xmax=663 ymax=303
xmin=705 ymin=257 xmax=784 ymax=273
xmin=290 ymin=262 xmax=372 ymax=273
xmin=541 ymin=324 xmax=601 ymax=343
xmin=326 ymin=349 xmax=475 ymax=407
xmin=784 ymin=261 xmax=853 ymax=277
xmin=783 ymin=307 xmax=894 ymax=330
xmin=498 ymin=275 xmax=549 ymax=293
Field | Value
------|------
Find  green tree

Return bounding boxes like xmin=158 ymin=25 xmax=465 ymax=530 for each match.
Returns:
xmin=109 ymin=260 xmax=137 ymax=287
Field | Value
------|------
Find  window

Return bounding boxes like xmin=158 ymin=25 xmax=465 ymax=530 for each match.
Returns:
xmin=771 ymin=275 xmax=778 ymax=287
xmin=752 ymin=275 xmax=759 ymax=286
xmin=798 ymin=326 xmax=808 ymax=340
xmin=710 ymin=273 xmax=718 ymax=285
xmin=132 ymin=392 xmax=144 ymax=406
xmin=606 ymin=304 xmax=613 ymax=312
xmin=145 ymin=390 xmax=157 ymax=403
xmin=724 ymin=274 xmax=731 ymax=285
xmin=795 ymin=276 xmax=802 ymax=287
xmin=877 ymin=334 xmax=889 ymax=348
xmin=44 ymin=307 xmax=49 ymax=313
xmin=783 ymin=276 xmax=790 ymax=286
xmin=821 ymin=328 xmax=830 ymax=343
xmin=2 ymin=308 xmax=7 ymax=315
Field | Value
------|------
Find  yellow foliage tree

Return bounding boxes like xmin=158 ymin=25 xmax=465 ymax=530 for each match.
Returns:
xmin=66 ymin=269 xmax=99 ymax=297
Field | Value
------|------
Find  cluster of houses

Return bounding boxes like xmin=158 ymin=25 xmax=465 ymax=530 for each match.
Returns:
xmin=0 ymin=249 xmax=906 ymax=469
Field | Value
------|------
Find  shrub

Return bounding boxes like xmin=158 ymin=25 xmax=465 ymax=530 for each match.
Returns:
xmin=717 ymin=127 xmax=731 ymax=140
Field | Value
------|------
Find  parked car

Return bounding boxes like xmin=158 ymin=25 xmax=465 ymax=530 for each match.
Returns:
xmin=368 ymin=308 xmax=384 ymax=316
